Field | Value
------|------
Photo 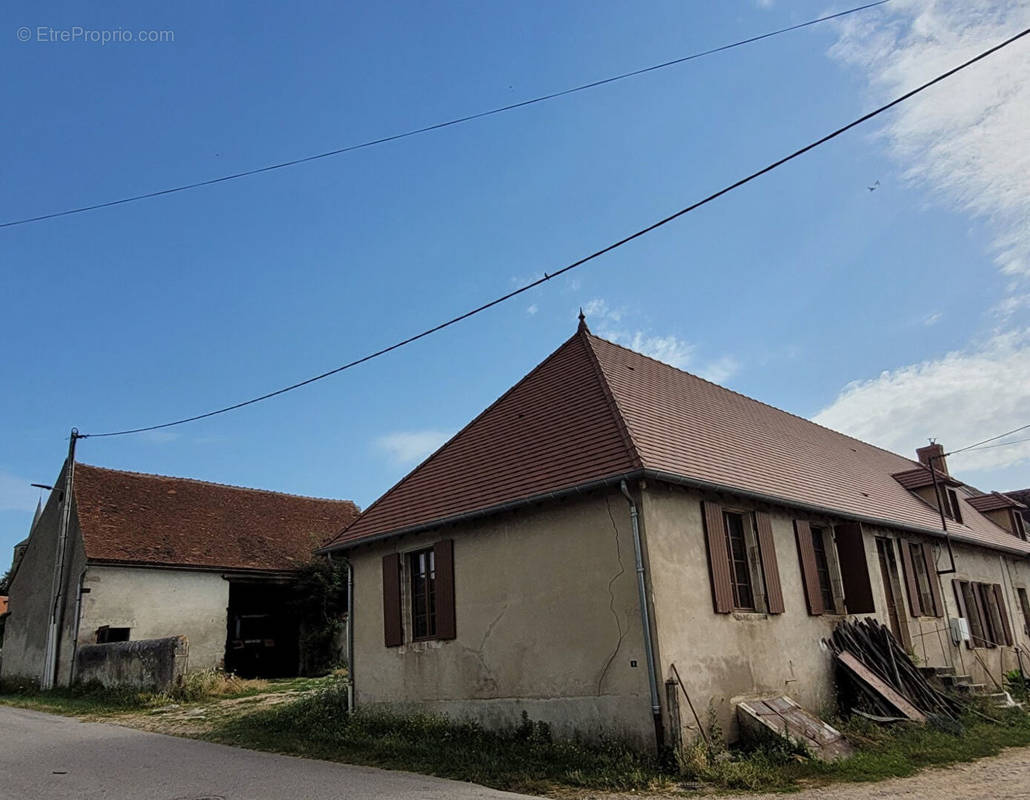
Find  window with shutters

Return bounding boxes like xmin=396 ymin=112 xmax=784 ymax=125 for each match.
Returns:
xmin=1012 ymin=511 xmax=1027 ymax=541
xmin=409 ymin=548 xmax=436 ymax=640
xmin=703 ymin=503 xmax=782 ymax=615
xmin=976 ymin=583 xmax=1001 ymax=648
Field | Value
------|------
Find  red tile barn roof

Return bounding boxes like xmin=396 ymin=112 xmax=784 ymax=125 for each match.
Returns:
xmin=74 ymin=464 xmax=358 ymax=571
xmin=326 ymin=325 xmax=1030 ymax=556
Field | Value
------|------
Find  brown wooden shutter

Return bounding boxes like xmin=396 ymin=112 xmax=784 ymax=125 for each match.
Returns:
xmin=921 ymin=544 xmax=943 ymax=617
xmin=382 ymin=553 xmax=403 ymax=647
xmin=834 ymin=522 xmax=875 ymax=613
xmin=753 ymin=512 xmax=784 ymax=614
xmin=433 ymin=539 xmax=456 ymax=640
xmin=794 ymin=520 xmax=823 ymax=616
xmin=970 ymin=583 xmax=991 ymax=648
xmin=993 ymin=584 xmax=1013 ymax=646
xmin=899 ymin=541 xmax=923 ymax=617
xmin=702 ymin=502 xmax=734 ymax=614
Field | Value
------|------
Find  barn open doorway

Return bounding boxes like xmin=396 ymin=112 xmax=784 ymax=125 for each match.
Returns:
xmin=224 ymin=580 xmax=300 ymax=678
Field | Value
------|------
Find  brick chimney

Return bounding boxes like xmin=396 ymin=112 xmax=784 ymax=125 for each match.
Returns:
xmin=916 ymin=443 xmax=949 ymax=475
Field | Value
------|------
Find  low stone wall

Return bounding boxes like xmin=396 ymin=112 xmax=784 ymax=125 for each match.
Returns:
xmin=75 ymin=635 xmax=189 ymax=692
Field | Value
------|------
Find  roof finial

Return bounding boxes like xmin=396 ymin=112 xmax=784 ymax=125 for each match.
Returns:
xmin=577 ymin=307 xmax=588 ymax=333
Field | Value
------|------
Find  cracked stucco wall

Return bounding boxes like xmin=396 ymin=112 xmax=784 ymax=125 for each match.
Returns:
xmin=642 ymin=482 xmax=1030 ymax=745
xmin=349 ymin=490 xmax=655 ymax=746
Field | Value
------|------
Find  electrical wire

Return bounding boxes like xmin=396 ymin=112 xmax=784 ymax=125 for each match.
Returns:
xmin=947 ymin=425 xmax=1030 ymax=456
xmin=80 ymin=23 xmax=1030 ymax=439
xmin=952 ymin=435 xmax=1030 ymax=454
xmin=0 ymin=1 xmax=891 ymax=231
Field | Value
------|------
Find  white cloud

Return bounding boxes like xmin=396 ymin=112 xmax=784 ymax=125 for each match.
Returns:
xmin=922 ymin=311 xmax=943 ymax=327
xmin=697 ymin=356 xmax=741 ymax=385
xmin=0 ymin=470 xmax=41 ymax=512
xmin=812 ymin=329 xmax=1030 ymax=473
xmin=626 ymin=333 xmax=695 ymax=369
xmin=376 ymin=430 xmax=451 ymax=466
xmin=756 ymin=0 xmax=774 ymax=8
xmin=831 ymin=1 xmax=1030 ymax=278
xmin=580 ymin=297 xmax=739 ymax=381
xmin=526 ymin=304 xmax=538 ymax=316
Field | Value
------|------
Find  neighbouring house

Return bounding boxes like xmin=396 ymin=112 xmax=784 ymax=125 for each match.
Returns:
xmin=322 ymin=318 xmax=1030 ymax=750
xmin=1 ymin=463 xmax=358 ymax=687
xmin=0 ymin=597 xmax=7 ymax=616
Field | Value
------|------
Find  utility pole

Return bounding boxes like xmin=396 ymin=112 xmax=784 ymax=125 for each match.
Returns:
xmin=41 ymin=428 xmax=80 ymax=690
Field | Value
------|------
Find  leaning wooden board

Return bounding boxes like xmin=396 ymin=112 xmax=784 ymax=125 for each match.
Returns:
xmin=737 ymin=695 xmax=854 ymax=761
xmin=836 ymin=650 xmax=926 ymax=722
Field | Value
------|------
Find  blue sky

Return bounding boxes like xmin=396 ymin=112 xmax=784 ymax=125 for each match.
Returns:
xmin=2 ymin=1 xmax=1028 ymax=566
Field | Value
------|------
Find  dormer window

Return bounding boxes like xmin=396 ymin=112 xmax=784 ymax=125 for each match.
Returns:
xmin=937 ymin=486 xmax=963 ymax=523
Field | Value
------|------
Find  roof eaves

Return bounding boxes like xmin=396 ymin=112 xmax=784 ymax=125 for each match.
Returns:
xmin=323 ymin=330 xmax=596 ymax=549
xmin=320 ymin=470 xmax=645 ymax=553
xmin=641 ymin=468 xmax=1030 ymax=558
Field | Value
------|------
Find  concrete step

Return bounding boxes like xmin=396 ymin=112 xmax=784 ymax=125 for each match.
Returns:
xmin=919 ymin=665 xmax=955 ymax=678
xmin=955 ymin=682 xmax=987 ymax=695
xmin=940 ymin=674 xmax=973 ymax=686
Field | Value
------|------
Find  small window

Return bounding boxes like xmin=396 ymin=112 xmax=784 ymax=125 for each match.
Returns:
xmin=1012 ymin=511 xmax=1027 ymax=541
xmin=810 ymin=527 xmax=836 ymax=611
xmin=947 ymin=489 xmax=963 ymax=523
xmin=409 ymin=548 xmax=437 ymax=640
xmin=95 ymin=626 xmax=130 ymax=643
xmin=724 ymin=511 xmax=756 ymax=611
xmin=910 ymin=544 xmax=936 ymax=615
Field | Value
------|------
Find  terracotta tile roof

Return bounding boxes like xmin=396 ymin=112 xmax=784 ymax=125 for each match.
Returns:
xmin=74 ymin=464 xmax=359 ymax=571
xmin=891 ymin=467 xmax=962 ymax=490
xmin=326 ymin=327 xmax=1030 ymax=556
xmin=965 ymin=491 xmax=1026 ymax=513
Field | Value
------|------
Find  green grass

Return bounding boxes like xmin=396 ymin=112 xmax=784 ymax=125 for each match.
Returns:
xmin=0 ymin=672 xmax=332 ymax=717
xmin=4 ymin=674 xmax=1030 ymax=796
xmin=676 ymin=705 xmax=1030 ymax=792
xmin=203 ymin=680 xmax=666 ymax=795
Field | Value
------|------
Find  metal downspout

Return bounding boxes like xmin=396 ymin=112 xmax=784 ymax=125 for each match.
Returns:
xmin=345 ymin=556 xmax=354 ymax=712
xmin=620 ymin=480 xmax=663 ymax=750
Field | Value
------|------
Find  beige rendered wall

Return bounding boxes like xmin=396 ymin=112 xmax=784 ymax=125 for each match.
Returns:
xmin=349 ymin=491 xmax=656 ymax=746
xmin=641 ymin=483 xmax=851 ymax=744
xmin=642 ymin=482 xmax=1030 ymax=744
xmin=77 ymin=566 xmax=230 ymax=673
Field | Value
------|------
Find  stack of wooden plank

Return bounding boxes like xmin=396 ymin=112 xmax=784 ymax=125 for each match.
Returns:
xmin=827 ymin=618 xmax=963 ymax=722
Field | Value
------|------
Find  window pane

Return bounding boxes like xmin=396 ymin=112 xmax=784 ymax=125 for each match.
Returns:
xmin=409 ymin=548 xmax=438 ymax=639
xmin=811 ymin=528 xmax=836 ymax=611
xmin=724 ymin=512 xmax=755 ymax=610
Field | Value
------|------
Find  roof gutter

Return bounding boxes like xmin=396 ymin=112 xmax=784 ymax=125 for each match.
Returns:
xmin=642 ymin=468 xmax=1030 ymax=558
xmin=324 ymin=468 xmax=1030 ymax=559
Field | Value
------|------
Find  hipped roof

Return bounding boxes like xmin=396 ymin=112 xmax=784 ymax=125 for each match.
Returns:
xmin=326 ymin=325 xmax=1030 ymax=556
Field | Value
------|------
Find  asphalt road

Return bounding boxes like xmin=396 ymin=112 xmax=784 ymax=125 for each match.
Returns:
xmin=0 ymin=705 xmax=534 ymax=800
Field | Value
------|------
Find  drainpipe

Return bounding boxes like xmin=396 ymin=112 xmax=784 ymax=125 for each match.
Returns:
xmin=344 ymin=556 xmax=354 ymax=712
xmin=619 ymin=480 xmax=663 ymax=751
xmin=42 ymin=429 xmax=79 ymax=690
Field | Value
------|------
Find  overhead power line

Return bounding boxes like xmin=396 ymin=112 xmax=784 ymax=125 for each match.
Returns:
xmin=1 ymin=1 xmax=891 ymax=231
xmin=80 ymin=23 xmax=1030 ymax=439
xmin=947 ymin=424 xmax=1030 ymax=456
